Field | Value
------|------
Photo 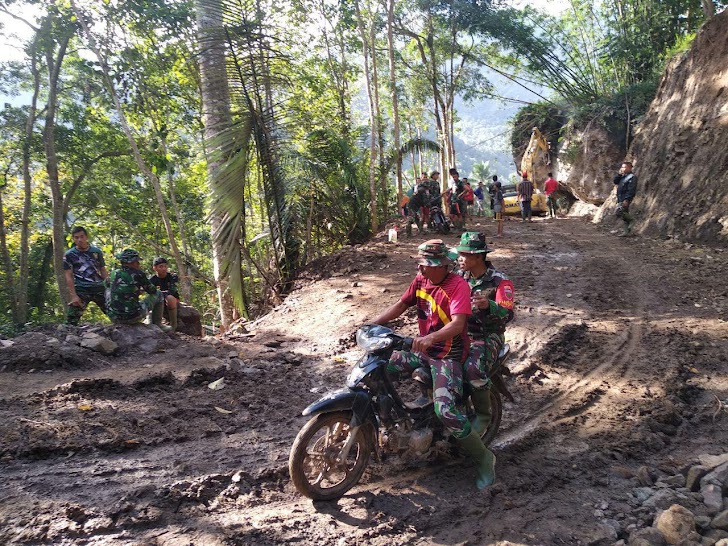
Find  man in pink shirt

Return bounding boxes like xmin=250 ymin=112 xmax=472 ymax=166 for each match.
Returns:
xmin=544 ymin=172 xmax=558 ymax=218
xmin=373 ymin=240 xmax=496 ymax=489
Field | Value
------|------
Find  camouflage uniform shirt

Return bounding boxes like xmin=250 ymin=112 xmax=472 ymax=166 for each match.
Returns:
xmin=106 ymin=266 xmax=158 ymax=321
xmin=458 ymin=268 xmax=513 ymax=339
xmin=63 ymin=245 xmax=106 ymax=289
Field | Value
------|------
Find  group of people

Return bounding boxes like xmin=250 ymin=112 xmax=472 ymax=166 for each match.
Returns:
xmin=514 ymin=170 xmax=559 ymax=222
xmin=403 ymin=169 xmax=509 ymax=236
xmin=373 ymin=231 xmax=515 ymax=490
xmin=63 ymin=226 xmax=180 ymax=332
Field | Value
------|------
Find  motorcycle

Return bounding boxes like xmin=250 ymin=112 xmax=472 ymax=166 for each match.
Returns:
xmin=428 ymin=204 xmax=451 ymax=234
xmin=288 ymin=324 xmax=513 ymax=501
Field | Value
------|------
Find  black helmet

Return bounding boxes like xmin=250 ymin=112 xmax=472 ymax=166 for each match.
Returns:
xmin=116 ymin=248 xmax=141 ymax=263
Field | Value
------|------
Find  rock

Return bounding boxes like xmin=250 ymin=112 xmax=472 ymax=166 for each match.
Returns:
xmin=687 ymin=466 xmax=710 ymax=492
xmin=79 ymin=333 xmax=118 ymax=355
xmin=65 ymin=335 xmax=82 ymax=345
xmin=705 ymin=530 xmax=728 ymax=543
xmin=702 ymin=484 xmax=724 ymax=515
xmin=587 ymin=522 xmax=618 ymax=545
xmin=176 ymin=303 xmax=203 ymax=336
xmin=639 ymin=466 xmax=657 ymax=486
xmin=0 ymin=339 xmax=14 ymax=348
xmin=636 ymin=487 xmax=657 ymax=503
xmin=660 ymin=475 xmax=688 ymax=488
xmin=713 ymin=510 xmax=728 ymax=531
xmin=109 ymin=324 xmax=168 ymax=354
xmin=644 ymin=489 xmax=690 ymax=511
xmin=701 ymin=463 xmax=728 ymax=491
xmin=715 ymin=538 xmax=728 ymax=546
xmin=630 ymin=527 xmax=667 ymax=546
xmin=698 ymin=455 xmax=728 ymax=471
xmin=654 ymin=504 xmax=695 ymax=544
xmin=695 ymin=515 xmax=713 ymax=530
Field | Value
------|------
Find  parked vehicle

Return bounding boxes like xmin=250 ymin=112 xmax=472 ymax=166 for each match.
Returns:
xmin=501 ymin=184 xmax=548 ymax=215
xmin=428 ymin=196 xmax=451 ymax=234
xmin=288 ymin=324 xmax=513 ymax=501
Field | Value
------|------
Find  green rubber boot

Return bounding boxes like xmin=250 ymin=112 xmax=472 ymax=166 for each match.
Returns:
xmin=471 ymin=388 xmax=493 ymax=437
xmin=151 ymin=302 xmax=173 ymax=333
xmin=168 ymin=306 xmax=178 ymax=332
xmin=457 ymin=429 xmax=496 ymax=489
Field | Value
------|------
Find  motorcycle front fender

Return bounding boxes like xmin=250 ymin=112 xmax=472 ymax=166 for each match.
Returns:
xmin=302 ymin=388 xmax=377 ymax=429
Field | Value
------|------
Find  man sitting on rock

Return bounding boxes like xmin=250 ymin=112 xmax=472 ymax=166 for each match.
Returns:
xmin=106 ymin=249 xmax=171 ymax=332
xmin=150 ymin=257 xmax=180 ymax=332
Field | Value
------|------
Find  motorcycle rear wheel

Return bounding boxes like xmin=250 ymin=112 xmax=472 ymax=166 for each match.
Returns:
xmin=480 ymin=390 xmax=503 ymax=447
xmin=289 ymin=411 xmax=372 ymax=501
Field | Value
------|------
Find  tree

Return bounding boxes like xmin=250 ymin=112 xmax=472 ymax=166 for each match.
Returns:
xmin=194 ymin=0 xmax=239 ymax=327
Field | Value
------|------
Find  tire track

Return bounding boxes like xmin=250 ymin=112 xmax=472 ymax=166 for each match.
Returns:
xmin=496 ymin=222 xmax=648 ymax=448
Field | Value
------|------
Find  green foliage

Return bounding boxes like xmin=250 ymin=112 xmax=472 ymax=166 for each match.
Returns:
xmin=569 ymin=79 xmax=658 ymax=149
xmin=510 ymin=103 xmax=565 ymax=160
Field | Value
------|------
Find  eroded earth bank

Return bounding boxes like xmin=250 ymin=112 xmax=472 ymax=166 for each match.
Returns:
xmin=1 ymin=216 xmax=727 ymax=545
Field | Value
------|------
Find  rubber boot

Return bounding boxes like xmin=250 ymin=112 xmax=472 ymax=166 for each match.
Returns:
xmin=470 ymin=388 xmax=493 ymax=437
xmin=168 ymin=306 xmax=178 ymax=332
xmin=151 ymin=302 xmax=173 ymax=332
xmin=457 ymin=430 xmax=496 ymax=490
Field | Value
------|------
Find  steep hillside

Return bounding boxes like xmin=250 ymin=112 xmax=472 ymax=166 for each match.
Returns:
xmin=558 ymin=125 xmax=625 ymax=205
xmin=611 ymin=9 xmax=728 ymax=242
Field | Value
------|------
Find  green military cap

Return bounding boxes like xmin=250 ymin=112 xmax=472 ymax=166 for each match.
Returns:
xmin=415 ymin=239 xmax=452 ymax=267
xmin=454 ymin=232 xmax=490 ymax=254
xmin=116 ymin=248 xmax=141 ymax=263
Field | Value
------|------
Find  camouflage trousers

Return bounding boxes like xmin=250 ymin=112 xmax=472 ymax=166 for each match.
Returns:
xmin=66 ymin=284 xmax=107 ymax=325
xmin=110 ymin=290 xmax=163 ymax=325
xmin=463 ymin=333 xmax=504 ymax=389
xmin=387 ymin=351 xmax=470 ymax=439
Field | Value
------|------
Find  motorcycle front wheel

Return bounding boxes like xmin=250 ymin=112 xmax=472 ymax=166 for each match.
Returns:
xmin=289 ymin=411 xmax=372 ymax=501
xmin=481 ymin=390 xmax=503 ymax=447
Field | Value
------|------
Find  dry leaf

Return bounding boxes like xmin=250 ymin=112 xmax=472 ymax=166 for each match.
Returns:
xmin=78 ymin=403 xmax=93 ymax=411
xmin=214 ymin=406 xmax=234 ymax=414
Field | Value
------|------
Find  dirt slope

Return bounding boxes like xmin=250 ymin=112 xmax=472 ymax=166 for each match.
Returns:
xmin=1 ymin=217 xmax=727 ymax=545
xmin=604 ymin=9 xmax=728 ymax=242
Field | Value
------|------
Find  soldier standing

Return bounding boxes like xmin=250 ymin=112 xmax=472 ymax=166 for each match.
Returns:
xmin=63 ymin=226 xmax=108 ymax=325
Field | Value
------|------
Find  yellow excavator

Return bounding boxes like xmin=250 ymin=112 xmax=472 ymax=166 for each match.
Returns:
xmin=503 ymin=127 xmax=550 ymax=215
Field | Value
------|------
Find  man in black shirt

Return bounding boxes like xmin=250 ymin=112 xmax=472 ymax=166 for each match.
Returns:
xmin=150 ymin=257 xmax=180 ymax=331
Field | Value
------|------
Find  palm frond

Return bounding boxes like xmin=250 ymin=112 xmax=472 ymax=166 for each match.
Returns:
xmin=383 ymin=137 xmax=440 ymax=173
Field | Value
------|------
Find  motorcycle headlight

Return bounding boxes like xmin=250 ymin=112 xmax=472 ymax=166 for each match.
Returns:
xmin=356 ymin=325 xmax=394 ymax=352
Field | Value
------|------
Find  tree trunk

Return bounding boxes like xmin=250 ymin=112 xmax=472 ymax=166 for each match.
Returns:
xmin=194 ymin=0 xmax=236 ymax=329
xmin=386 ymin=0 xmax=402 ymax=208
xmin=371 ymin=21 xmax=386 ymax=222
xmin=34 ymin=240 xmax=54 ymax=315
xmin=354 ymin=0 xmax=379 ymax=233
xmin=17 ymin=33 xmax=41 ymax=324
xmin=42 ymin=27 xmax=72 ymax=308
xmin=700 ymin=0 xmax=714 ymax=18
xmin=0 ymin=189 xmax=19 ymax=324
xmin=161 ymin=139 xmax=192 ymax=302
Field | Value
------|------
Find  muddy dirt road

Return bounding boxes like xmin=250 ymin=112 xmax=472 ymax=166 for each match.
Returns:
xmin=1 ymin=216 xmax=727 ymax=545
